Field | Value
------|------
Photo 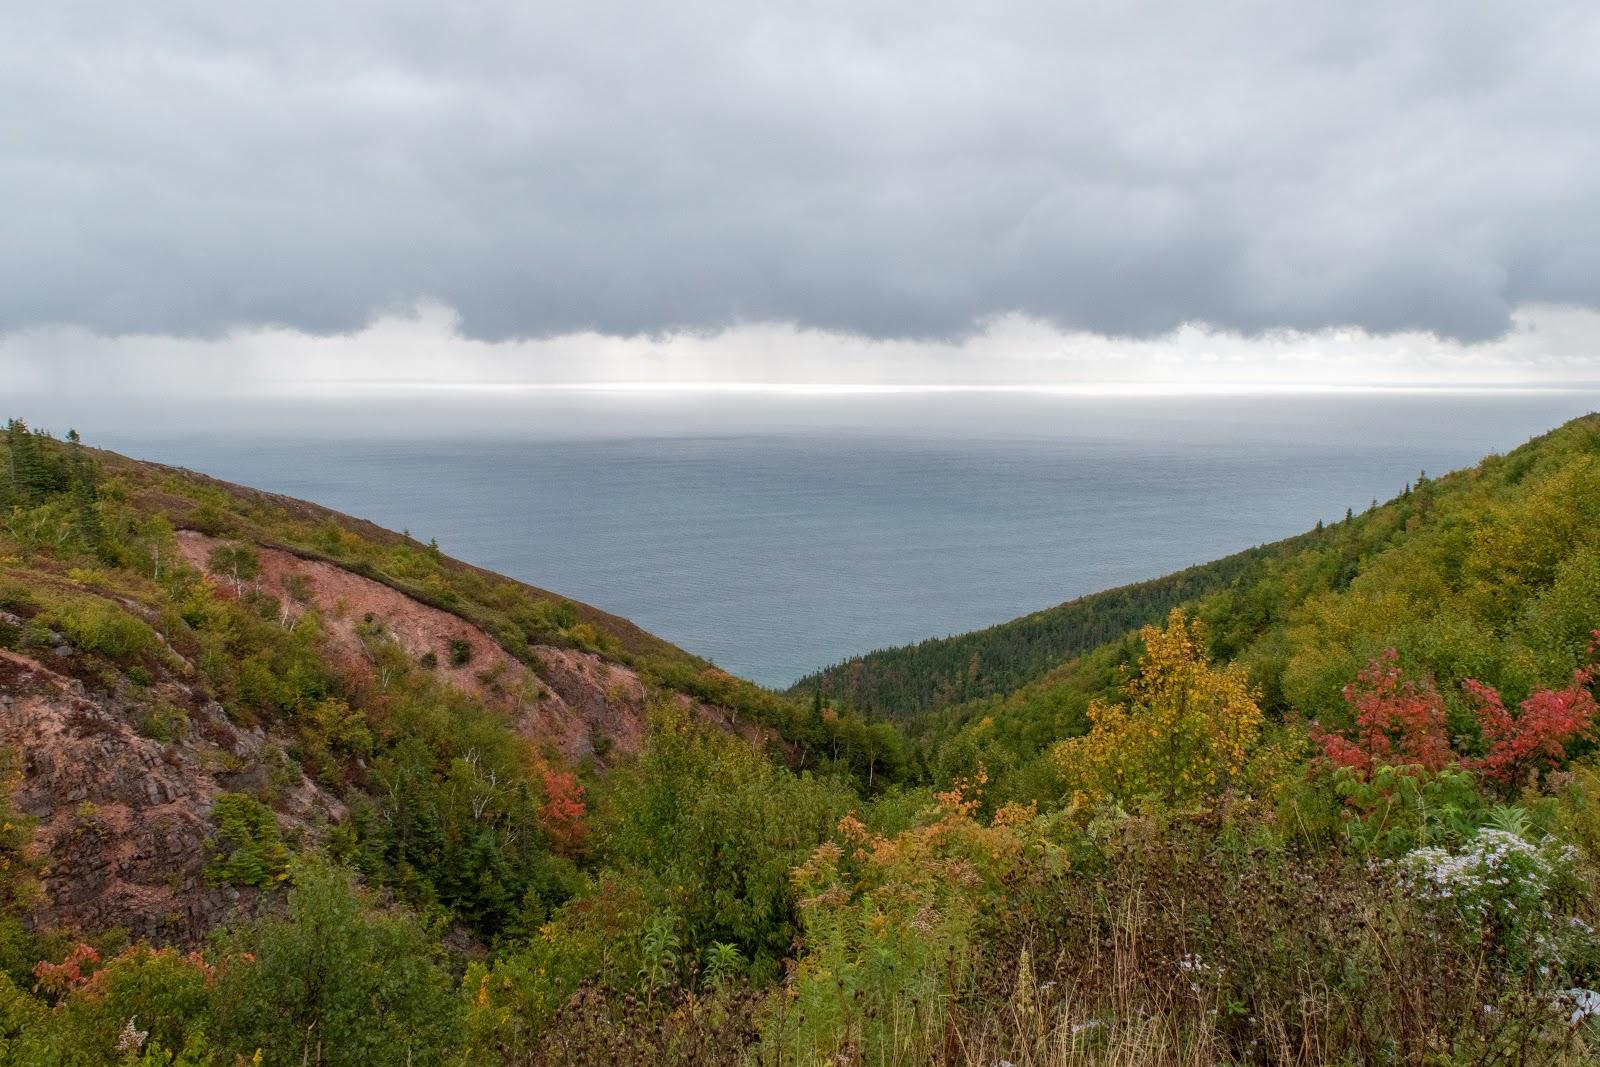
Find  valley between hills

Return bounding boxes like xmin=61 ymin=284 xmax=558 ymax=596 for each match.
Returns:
xmin=4 ymin=415 xmax=1600 ymax=1063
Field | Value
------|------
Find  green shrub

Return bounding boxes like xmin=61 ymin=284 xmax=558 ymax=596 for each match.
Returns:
xmin=207 ymin=793 xmax=290 ymax=889
xmin=595 ymin=710 xmax=858 ymax=974
xmin=0 ymin=971 xmax=46 ymax=1056
xmin=511 ymin=597 xmax=579 ymax=639
xmin=0 ymin=751 xmax=37 ymax=919
xmin=1278 ymin=762 xmax=1487 ymax=857
xmin=205 ymin=543 xmax=261 ymax=598
xmin=209 ymin=858 xmax=462 ymax=1067
xmin=40 ymin=595 xmax=158 ymax=660
xmin=138 ymin=702 xmax=189 ymax=744
xmin=461 ymin=874 xmax=657 ymax=1059
xmin=1333 ymin=765 xmax=1486 ymax=855
xmin=38 ymin=946 xmax=211 ymax=1063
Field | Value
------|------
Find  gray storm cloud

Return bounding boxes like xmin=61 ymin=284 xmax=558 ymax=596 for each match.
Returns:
xmin=3 ymin=2 xmax=1598 ymax=344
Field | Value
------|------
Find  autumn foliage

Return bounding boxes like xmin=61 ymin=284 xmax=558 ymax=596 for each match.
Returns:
xmin=538 ymin=767 xmax=589 ymax=853
xmin=33 ymin=942 xmax=102 ymax=997
xmin=1054 ymin=609 xmax=1262 ymax=806
xmin=1312 ymin=637 xmax=1600 ymax=791
xmin=1309 ymin=650 xmax=1455 ymax=776
xmin=1463 ymin=669 xmax=1600 ymax=786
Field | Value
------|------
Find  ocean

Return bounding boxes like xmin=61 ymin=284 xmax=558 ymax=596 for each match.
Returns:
xmin=45 ymin=389 xmax=1600 ymax=688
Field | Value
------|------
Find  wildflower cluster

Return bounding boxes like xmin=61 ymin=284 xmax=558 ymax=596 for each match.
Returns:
xmin=1394 ymin=828 xmax=1595 ymax=976
xmin=116 ymin=1016 xmax=149 ymax=1054
xmin=1395 ymin=829 xmax=1565 ymax=925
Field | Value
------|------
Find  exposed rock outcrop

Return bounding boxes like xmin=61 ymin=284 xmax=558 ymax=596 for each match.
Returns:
xmin=174 ymin=530 xmax=757 ymax=762
xmin=0 ymin=650 xmax=343 ymax=943
xmin=0 ymin=533 xmax=765 ymax=946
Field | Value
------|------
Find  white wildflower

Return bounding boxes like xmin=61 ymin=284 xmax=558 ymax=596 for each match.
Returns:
xmin=1555 ymin=988 xmax=1600 ymax=1026
xmin=117 ymin=1016 xmax=148 ymax=1053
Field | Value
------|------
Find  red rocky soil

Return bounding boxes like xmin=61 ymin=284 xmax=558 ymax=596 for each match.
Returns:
xmin=0 ymin=535 xmax=762 ymax=945
xmin=174 ymin=530 xmax=753 ymax=762
xmin=0 ymin=649 xmax=344 ymax=943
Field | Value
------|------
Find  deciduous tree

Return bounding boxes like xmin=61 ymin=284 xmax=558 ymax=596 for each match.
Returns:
xmin=1054 ymin=609 xmax=1261 ymax=806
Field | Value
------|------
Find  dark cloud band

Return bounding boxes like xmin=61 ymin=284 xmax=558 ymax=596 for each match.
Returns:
xmin=3 ymin=2 xmax=1597 ymax=343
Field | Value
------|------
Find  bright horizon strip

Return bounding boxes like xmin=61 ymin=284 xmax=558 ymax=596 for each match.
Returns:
xmin=10 ymin=302 xmax=1600 ymax=400
xmin=290 ymin=379 xmax=1600 ymax=397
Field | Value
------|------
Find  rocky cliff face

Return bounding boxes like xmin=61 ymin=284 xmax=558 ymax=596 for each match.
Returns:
xmin=0 ymin=649 xmax=344 ymax=943
xmin=0 ymin=534 xmax=759 ymax=945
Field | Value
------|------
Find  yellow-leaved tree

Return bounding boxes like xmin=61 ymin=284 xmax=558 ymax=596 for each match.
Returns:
xmin=1054 ymin=608 xmax=1261 ymax=806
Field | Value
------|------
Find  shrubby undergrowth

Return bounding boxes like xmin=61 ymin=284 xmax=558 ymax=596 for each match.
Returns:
xmin=4 ymin=418 xmax=1600 ymax=1063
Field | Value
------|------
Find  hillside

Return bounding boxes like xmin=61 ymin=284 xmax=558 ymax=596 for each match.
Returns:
xmin=806 ymin=416 xmax=1600 ymax=736
xmin=921 ymin=412 xmax=1600 ymax=800
xmin=790 ymin=531 xmax=1335 ymax=718
xmin=0 ymin=422 xmax=908 ymax=945
xmin=6 ymin=415 xmax=1600 ymax=1065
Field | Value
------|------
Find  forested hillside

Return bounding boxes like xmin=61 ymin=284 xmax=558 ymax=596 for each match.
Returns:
xmin=790 ymin=531 xmax=1335 ymax=717
xmin=923 ymin=413 xmax=1600 ymax=803
xmin=5 ymin=416 xmax=1600 ymax=1065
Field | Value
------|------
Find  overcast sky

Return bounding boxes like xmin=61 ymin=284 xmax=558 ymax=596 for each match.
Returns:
xmin=5 ymin=2 xmax=1600 ymax=391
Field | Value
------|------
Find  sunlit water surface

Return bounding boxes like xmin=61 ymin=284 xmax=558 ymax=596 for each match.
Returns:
xmin=36 ymin=390 xmax=1598 ymax=687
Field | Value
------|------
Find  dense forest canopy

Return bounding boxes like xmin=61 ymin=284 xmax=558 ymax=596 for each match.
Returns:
xmin=2 ymin=415 xmax=1600 ymax=1063
xmin=790 ymin=533 xmax=1332 ymax=718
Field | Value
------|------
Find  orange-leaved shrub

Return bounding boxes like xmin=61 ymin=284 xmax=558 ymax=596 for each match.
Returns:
xmin=767 ymin=771 xmax=1049 ymax=1064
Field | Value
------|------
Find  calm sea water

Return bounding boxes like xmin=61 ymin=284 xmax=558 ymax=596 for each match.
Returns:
xmin=48 ymin=391 xmax=1599 ymax=687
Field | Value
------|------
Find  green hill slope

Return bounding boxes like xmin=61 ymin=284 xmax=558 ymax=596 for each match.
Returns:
xmin=800 ymin=415 xmax=1600 ymax=728
xmin=924 ymin=412 xmax=1600 ymax=797
xmin=789 ymin=532 xmax=1340 ymax=718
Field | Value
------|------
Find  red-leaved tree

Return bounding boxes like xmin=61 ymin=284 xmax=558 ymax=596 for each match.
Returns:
xmin=1311 ymin=634 xmax=1600 ymax=792
xmin=538 ymin=767 xmax=589 ymax=854
xmin=1463 ymin=662 xmax=1599 ymax=787
xmin=33 ymin=943 xmax=101 ymax=997
xmin=1310 ymin=650 xmax=1454 ymax=777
